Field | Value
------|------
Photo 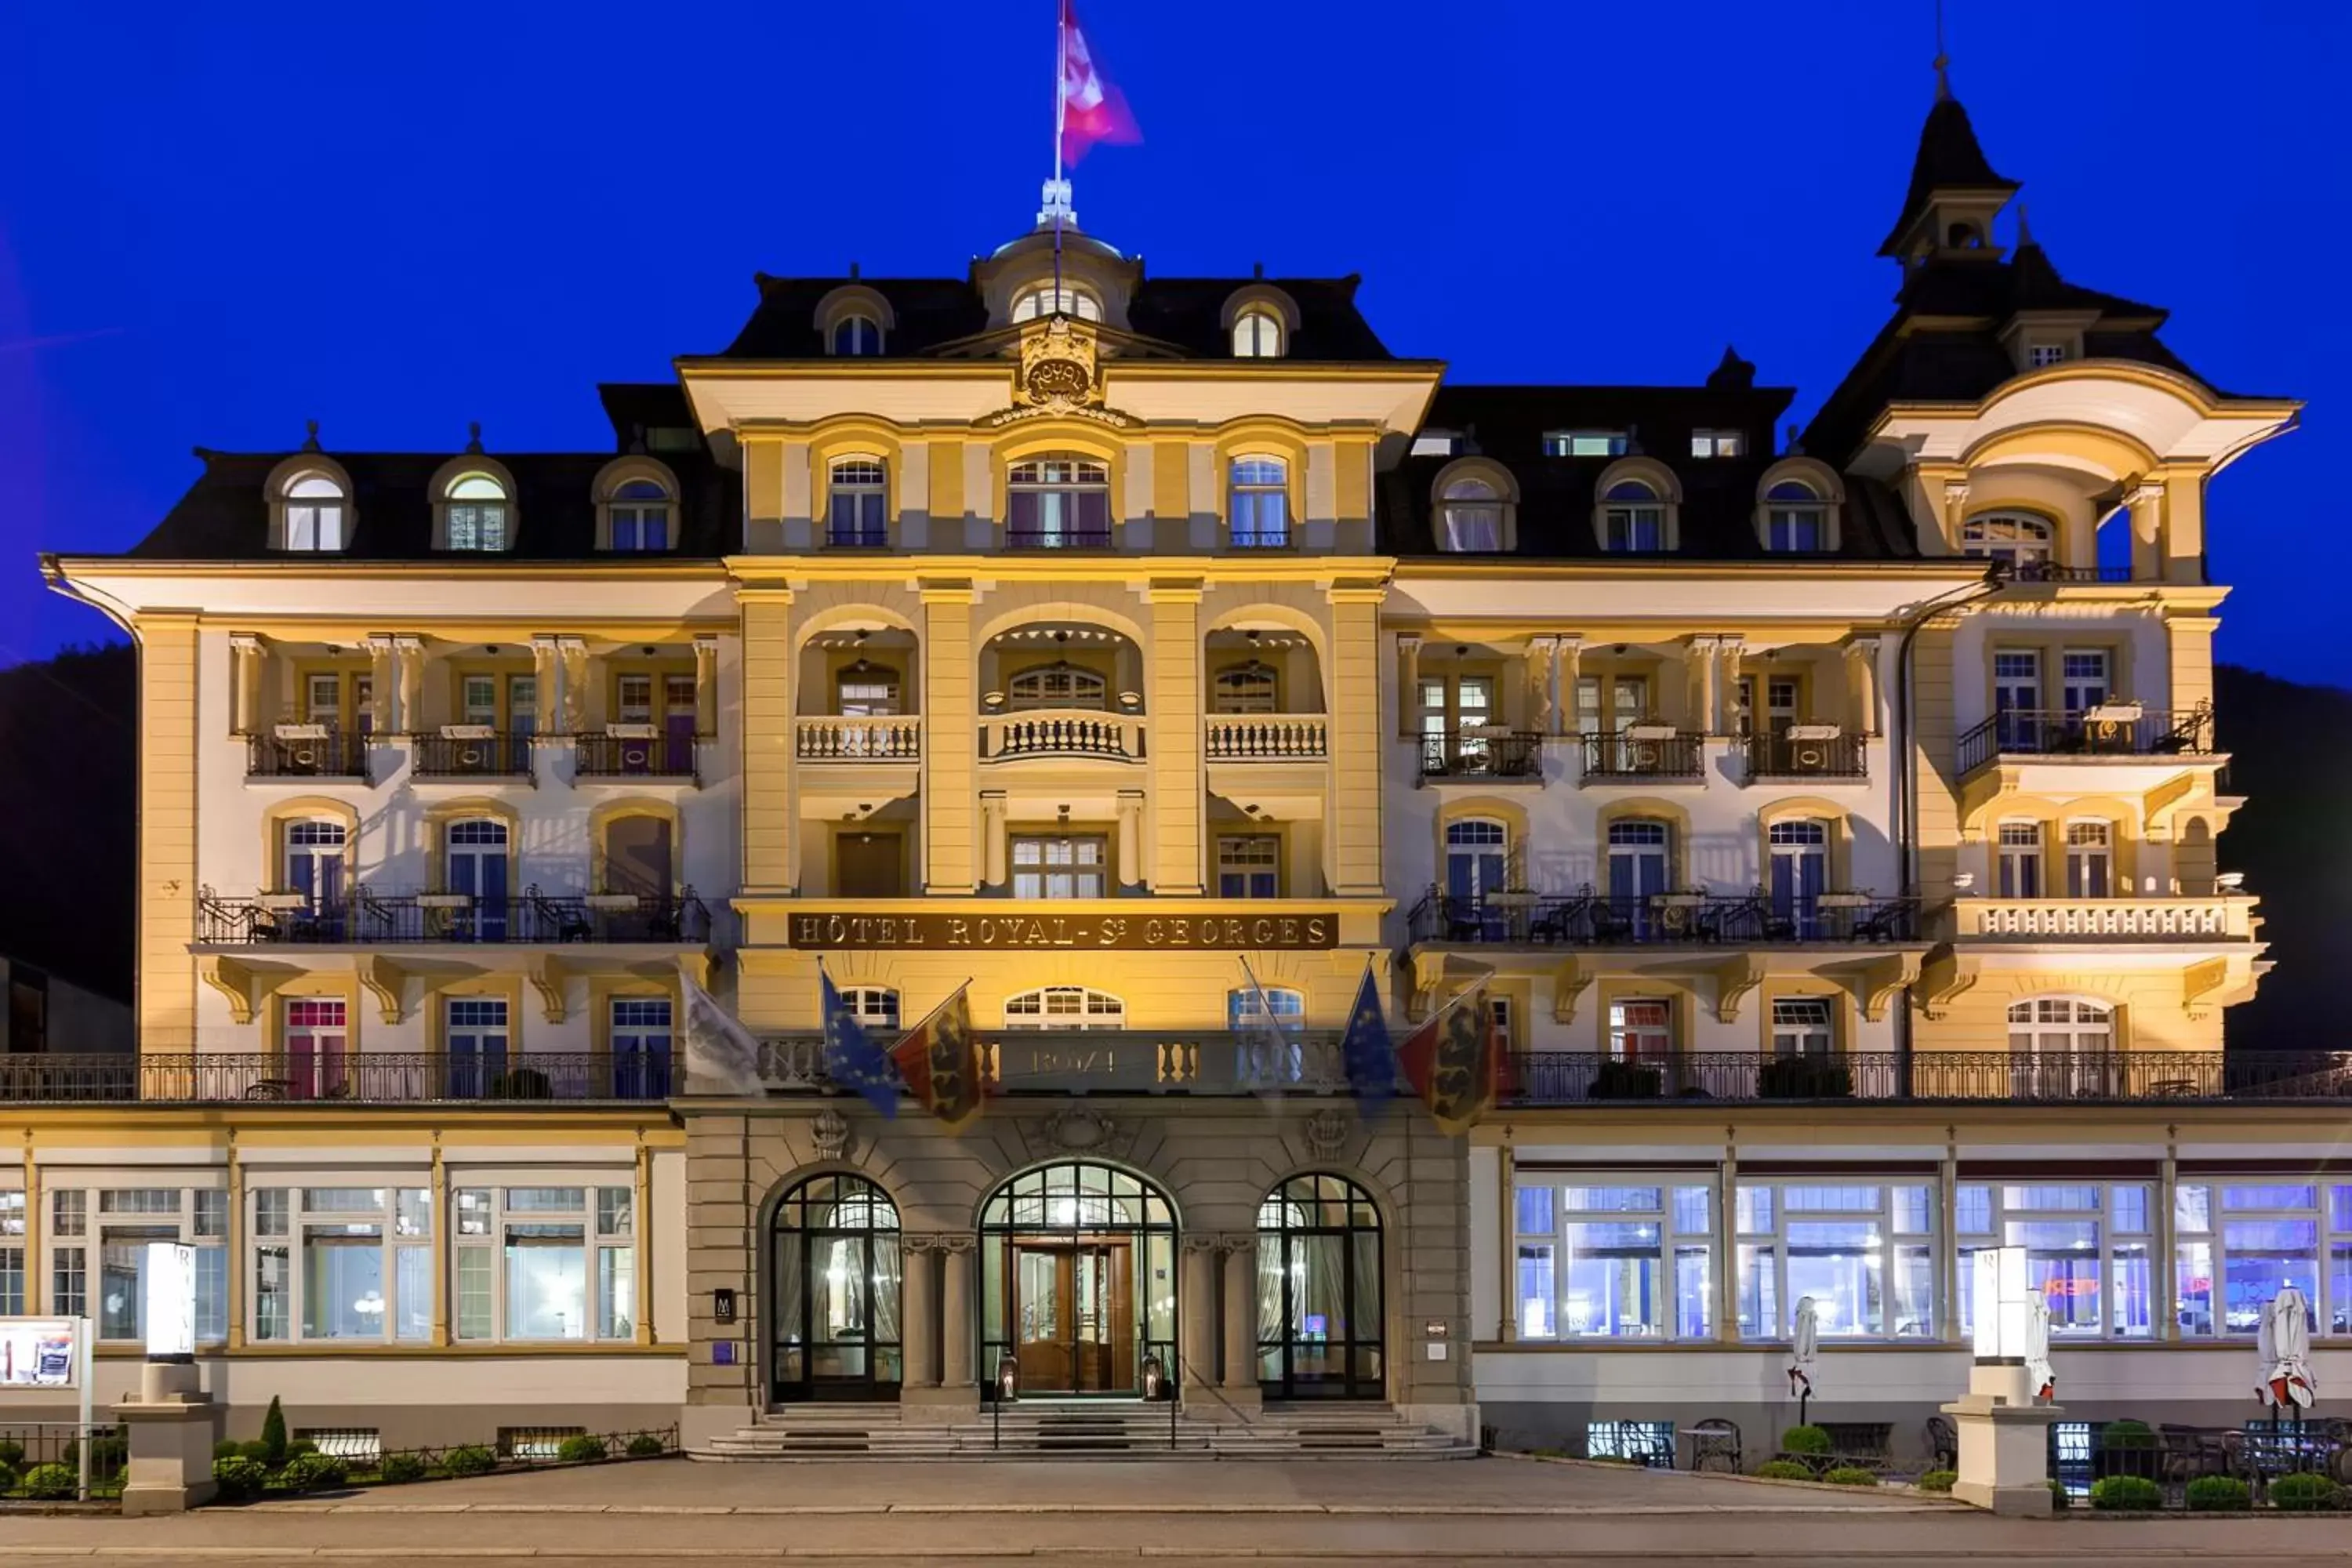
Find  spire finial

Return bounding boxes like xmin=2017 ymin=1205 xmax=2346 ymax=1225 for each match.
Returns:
xmin=1933 ymin=0 xmax=1951 ymax=100
xmin=2014 ymin=200 xmax=2034 ymax=247
xmin=465 ymin=421 xmax=484 ymax=454
xmin=301 ymin=419 xmax=321 ymax=452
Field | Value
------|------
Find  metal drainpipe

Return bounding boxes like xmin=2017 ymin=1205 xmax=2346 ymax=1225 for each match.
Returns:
xmin=1888 ymin=567 xmax=2005 ymax=1093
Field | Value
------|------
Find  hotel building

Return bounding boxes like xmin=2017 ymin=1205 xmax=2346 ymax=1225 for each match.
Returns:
xmin=24 ymin=74 xmax=2320 ymax=1461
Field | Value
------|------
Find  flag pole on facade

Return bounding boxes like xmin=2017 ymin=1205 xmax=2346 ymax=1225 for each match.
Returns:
xmin=818 ymin=957 xmax=898 ymax=1118
xmin=1394 ymin=974 xmax=1510 ymax=1137
xmin=1050 ymin=0 xmax=1066 ymax=297
xmin=1338 ymin=956 xmax=1396 ymax=1116
xmin=1235 ymin=955 xmax=1293 ymax=1090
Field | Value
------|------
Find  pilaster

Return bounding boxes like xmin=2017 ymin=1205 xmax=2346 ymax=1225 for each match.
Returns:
xmin=1844 ymin=635 xmax=1882 ymax=735
xmin=1327 ymin=581 xmax=1388 ymax=896
xmin=365 ymin=634 xmax=397 ymax=732
xmin=1394 ymin=633 xmax=1422 ymax=739
xmin=228 ymin=633 xmax=264 ymax=736
xmin=739 ymin=588 xmax=797 ymax=892
xmin=1147 ymin=579 xmax=1205 ymax=894
xmin=1555 ymin=636 xmax=1582 ymax=733
xmin=922 ymin=581 xmax=978 ymax=891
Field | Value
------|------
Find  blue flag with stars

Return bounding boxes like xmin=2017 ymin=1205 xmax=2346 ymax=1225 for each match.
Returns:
xmin=821 ymin=966 xmax=898 ymax=1118
xmin=1341 ymin=962 xmax=1395 ymax=1113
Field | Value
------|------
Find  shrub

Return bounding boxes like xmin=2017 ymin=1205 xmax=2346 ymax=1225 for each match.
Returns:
xmin=239 ymin=1439 xmax=275 ymax=1463
xmin=0 ymin=1463 xmax=17 ymax=1494
xmin=2090 ymin=1475 xmax=2162 ymax=1511
xmin=1758 ymin=1056 xmax=1854 ymax=1100
xmin=624 ymin=1435 xmax=666 ymax=1459
xmin=0 ymin=1439 xmax=24 ymax=1467
xmin=444 ymin=1445 xmax=496 ymax=1477
xmin=491 ymin=1068 xmax=552 ymax=1100
xmin=22 ymin=1463 xmax=77 ymax=1501
xmin=212 ymin=1439 xmax=244 ymax=1462
xmin=1821 ymin=1466 xmax=1879 ymax=1487
xmin=278 ymin=1452 xmax=350 ymax=1493
xmin=285 ymin=1438 xmax=318 ymax=1461
xmin=1589 ymin=1060 xmax=1663 ymax=1100
xmin=1755 ymin=1460 xmax=1812 ymax=1480
xmin=260 ymin=1396 xmax=289 ymax=1468
xmin=1778 ymin=1425 xmax=1834 ymax=1456
xmin=210 ymin=1456 xmax=268 ymax=1502
xmin=1916 ymin=1469 xmax=1957 ymax=1494
xmin=378 ymin=1454 xmax=427 ymax=1485
xmin=64 ymin=1435 xmax=126 ymax=1472
xmin=2100 ymin=1419 xmax=2157 ymax=1449
xmin=2268 ymin=1472 xmax=2341 ymax=1511
xmin=555 ymin=1435 xmax=607 ymax=1464
xmin=2187 ymin=1475 xmax=2252 ymax=1512
xmin=2049 ymin=1479 xmax=2070 ymax=1510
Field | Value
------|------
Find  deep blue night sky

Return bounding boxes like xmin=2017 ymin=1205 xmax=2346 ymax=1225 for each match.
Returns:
xmin=2 ymin=1 xmax=2342 ymax=674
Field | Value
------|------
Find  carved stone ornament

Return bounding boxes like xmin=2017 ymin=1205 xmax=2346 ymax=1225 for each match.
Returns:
xmin=809 ymin=1108 xmax=851 ymax=1160
xmin=1301 ymin=1107 xmax=1354 ymax=1161
xmin=982 ymin=316 xmax=1137 ymax=430
xmin=1034 ymin=1105 xmax=1134 ymax=1159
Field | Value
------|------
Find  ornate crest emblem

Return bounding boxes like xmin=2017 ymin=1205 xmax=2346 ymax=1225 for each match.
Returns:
xmin=984 ymin=316 xmax=1136 ymax=430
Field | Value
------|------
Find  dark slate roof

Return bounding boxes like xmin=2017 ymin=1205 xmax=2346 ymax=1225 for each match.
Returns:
xmin=1378 ymin=383 xmax=1920 ymax=562
xmin=123 ymin=445 xmax=739 ymax=562
xmin=712 ymin=273 xmax=1395 ymax=361
xmin=1879 ymin=87 xmax=2020 ymax=254
xmin=596 ymin=382 xmax=701 ymax=445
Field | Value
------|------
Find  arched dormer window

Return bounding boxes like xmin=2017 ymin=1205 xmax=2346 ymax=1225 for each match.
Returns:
xmin=1753 ymin=459 xmax=1843 ymax=554
xmin=1012 ymin=285 xmax=1102 ymax=323
xmin=1592 ymin=458 xmax=1681 ymax=552
xmin=1433 ymin=460 xmax=1515 ymax=552
xmin=826 ymin=456 xmax=888 ymax=546
xmin=274 ymin=468 xmax=349 ymax=552
xmin=1962 ymin=511 xmax=2056 ymax=572
xmin=1232 ymin=310 xmax=1283 ymax=358
xmin=434 ymin=464 xmax=515 ymax=552
xmin=812 ymin=285 xmax=895 ymax=357
xmin=1220 ymin=285 xmax=1298 ymax=360
xmin=594 ymin=460 xmax=678 ymax=552
xmin=831 ymin=314 xmax=882 ymax=356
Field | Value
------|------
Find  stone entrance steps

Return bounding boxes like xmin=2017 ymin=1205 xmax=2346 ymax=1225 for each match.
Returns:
xmin=693 ymin=1399 xmax=1474 ymax=1461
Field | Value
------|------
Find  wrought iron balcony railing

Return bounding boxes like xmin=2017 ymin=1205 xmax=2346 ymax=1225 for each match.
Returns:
xmin=1005 ymin=527 xmax=1113 ymax=550
xmin=1406 ymin=887 xmax=1919 ymax=947
xmin=573 ymin=732 xmax=699 ymax=780
xmin=2001 ymin=562 xmax=2136 ymax=585
xmin=248 ymin=731 xmax=371 ymax=780
xmin=0 ymin=1053 xmax=673 ymax=1105
xmin=1581 ymin=730 xmax=1705 ymax=780
xmin=1421 ymin=729 xmax=1543 ymax=779
xmin=1507 ymin=1051 xmax=2352 ymax=1105
xmin=197 ymin=887 xmax=710 ymax=946
xmin=1744 ymin=731 xmax=1867 ymax=779
xmin=1957 ymin=704 xmax=2212 ymax=776
xmin=410 ymin=732 xmax=535 ymax=778
xmin=826 ymin=525 xmax=890 ymax=547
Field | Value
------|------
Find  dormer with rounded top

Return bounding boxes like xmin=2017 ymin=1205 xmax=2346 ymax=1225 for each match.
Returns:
xmin=593 ymin=456 xmax=680 ymax=552
xmin=1221 ymin=284 xmax=1298 ymax=358
xmin=1592 ymin=456 xmax=1682 ymax=552
xmin=265 ymin=452 xmax=354 ymax=553
xmin=429 ymin=452 xmax=518 ymax=553
xmin=971 ymin=225 xmax=1139 ymax=334
xmin=1753 ymin=457 xmax=1844 ymax=553
xmin=814 ymin=284 xmax=895 ymax=357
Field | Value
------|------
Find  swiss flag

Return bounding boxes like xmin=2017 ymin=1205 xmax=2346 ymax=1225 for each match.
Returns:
xmin=1059 ymin=0 xmax=1141 ymax=166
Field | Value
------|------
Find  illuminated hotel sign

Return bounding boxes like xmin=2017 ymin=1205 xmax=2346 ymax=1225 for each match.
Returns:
xmin=786 ymin=911 xmax=1339 ymax=951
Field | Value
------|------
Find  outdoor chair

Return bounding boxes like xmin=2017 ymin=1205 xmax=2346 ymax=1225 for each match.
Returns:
xmin=1923 ymin=1414 xmax=1957 ymax=1471
xmin=1686 ymin=1417 xmax=1741 ymax=1473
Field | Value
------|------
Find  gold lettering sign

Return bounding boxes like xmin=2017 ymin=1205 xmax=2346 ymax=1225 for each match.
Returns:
xmin=784 ymin=910 xmax=1338 ymax=951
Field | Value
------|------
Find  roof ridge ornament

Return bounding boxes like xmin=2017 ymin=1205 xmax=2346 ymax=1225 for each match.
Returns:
xmin=300 ymin=419 xmax=321 ymax=453
xmin=465 ymin=421 xmax=484 ymax=455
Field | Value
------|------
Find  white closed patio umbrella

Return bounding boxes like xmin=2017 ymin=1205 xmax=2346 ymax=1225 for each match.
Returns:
xmin=2024 ymin=1294 xmax=2056 ymax=1402
xmin=1788 ymin=1296 xmax=1820 ymax=1427
xmin=2259 ymin=1285 xmax=2317 ymax=1414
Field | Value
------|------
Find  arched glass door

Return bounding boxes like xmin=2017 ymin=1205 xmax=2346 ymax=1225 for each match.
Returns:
xmin=770 ymin=1174 xmax=902 ymax=1403
xmin=1257 ymin=1174 xmax=1385 ymax=1399
xmin=979 ymin=1162 xmax=1176 ymax=1398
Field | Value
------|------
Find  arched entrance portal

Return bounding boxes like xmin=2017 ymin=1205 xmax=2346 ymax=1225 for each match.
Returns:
xmin=1257 ymin=1173 xmax=1385 ymax=1399
xmin=980 ymin=1162 xmax=1177 ymax=1397
xmin=769 ymin=1173 xmax=902 ymax=1403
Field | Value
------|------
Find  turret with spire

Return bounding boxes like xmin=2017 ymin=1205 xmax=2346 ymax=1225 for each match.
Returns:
xmin=1878 ymin=54 xmax=2020 ymax=267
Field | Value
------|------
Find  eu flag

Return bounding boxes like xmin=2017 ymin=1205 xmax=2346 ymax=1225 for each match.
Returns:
xmin=1340 ymin=963 xmax=1395 ymax=1113
xmin=821 ymin=967 xmax=898 ymax=1117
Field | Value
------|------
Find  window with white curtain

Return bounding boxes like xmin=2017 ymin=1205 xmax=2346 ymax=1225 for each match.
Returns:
xmin=449 ymin=1185 xmax=636 ymax=1343
xmin=281 ymin=473 xmax=347 ymax=551
xmin=249 ymin=1186 xmax=431 ymax=1344
xmin=1437 ymin=477 xmax=1506 ymax=551
xmin=1231 ymin=310 xmax=1283 ymax=358
xmin=1228 ymin=458 xmax=1290 ymax=546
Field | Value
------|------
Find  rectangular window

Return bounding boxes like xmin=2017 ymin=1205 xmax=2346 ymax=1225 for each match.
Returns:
xmin=2029 ymin=343 xmax=2068 ymax=368
xmin=506 ymin=1223 xmax=588 ymax=1341
xmin=1608 ymin=999 xmax=1672 ymax=1062
xmin=1542 ymin=430 xmax=1628 ymax=458
xmin=1738 ymin=1182 xmax=1935 ymax=1341
xmin=1011 ymin=836 xmax=1109 ymax=900
xmin=1996 ymin=822 xmax=2043 ymax=900
xmin=1515 ymin=1185 xmax=1555 ymax=1236
xmin=598 ymin=1246 xmax=635 ymax=1341
xmin=1515 ymin=1244 xmax=1555 ymax=1338
xmin=1769 ymin=997 xmax=1833 ymax=1058
xmin=2064 ymin=821 xmax=2112 ymax=898
xmin=1512 ymin=1182 xmax=1711 ymax=1341
xmin=1216 ymin=835 xmax=1281 ymax=899
xmin=2060 ymin=650 xmax=2110 ymax=714
xmin=1690 ymin=429 xmax=1744 ymax=459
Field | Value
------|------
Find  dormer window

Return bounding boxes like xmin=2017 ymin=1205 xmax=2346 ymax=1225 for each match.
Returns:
xmin=1690 ymin=429 xmax=1745 ymax=459
xmin=2028 ymin=343 xmax=2068 ymax=368
xmin=1012 ymin=285 xmax=1101 ymax=323
xmin=1763 ymin=481 xmax=1828 ymax=551
xmin=1232 ymin=309 xmax=1283 ymax=358
xmin=1411 ymin=431 xmax=1460 ymax=457
xmin=609 ymin=480 xmax=672 ymax=551
xmin=281 ymin=473 xmax=347 ymax=551
xmin=831 ymin=314 xmax=883 ymax=356
xmin=1436 ymin=469 xmax=1513 ymax=552
xmin=441 ymin=473 xmax=511 ymax=551
xmin=1947 ymin=220 xmax=1985 ymax=249
xmin=1600 ymin=481 xmax=1664 ymax=551
xmin=1544 ymin=430 xmax=1628 ymax=458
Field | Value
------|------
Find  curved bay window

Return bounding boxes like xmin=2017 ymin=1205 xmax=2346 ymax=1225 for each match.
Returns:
xmin=1257 ymin=1174 xmax=1385 ymax=1399
xmin=981 ymin=1162 xmax=1176 ymax=1398
xmin=769 ymin=1174 xmax=902 ymax=1403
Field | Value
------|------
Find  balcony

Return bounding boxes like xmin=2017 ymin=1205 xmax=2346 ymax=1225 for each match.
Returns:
xmin=1206 ymin=714 xmax=1328 ymax=760
xmin=1406 ymin=888 xmax=1919 ymax=948
xmin=0 ymin=1053 xmax=672 ymax=1105
xmin=410 ymin=731 xmax=534 ymax=780
xmin=1744 ymin=731 xmax=1867 ymax=782
xmin=1957 ymin=705 xmax=2212 ymax=777
xmin=1954 ymin=895 xmax=2258 ymax=944
xmin=1420 ymin=729 xmax=1542 ymax=781
xmin=796 ymin=716 xmax=924 ymax=761
xmin=197 ymin=889 xmax=710 ymax=946
xmin=1581 ymin=729 xmax=1705 ymax=782
xmin=1006 ymin=527 xmax=1112 ymax=550
xmin=247 ymin=730 xmax=369 ymax=782
xmin=573 ymin=731 xmax=698 ymax=782
xmin=982 ymin=709 xmax=1143 ymax=761
xmin=2003 ymin=562 xmax=2137 ymax=586
xmin=760 ymin=1029 xmax=1353 ymax=1096
xmin=1505 ymin=1051 xmax=2352 ymax=1105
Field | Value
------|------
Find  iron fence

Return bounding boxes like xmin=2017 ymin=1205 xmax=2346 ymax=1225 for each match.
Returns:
xmin=1508 ymin=1050 xmax=2352 ymax=1105
xmin=1744 ymin=731 xmax=1868 ymax=779
xmin=1581 ymin=731 xmax=1705 ymax=779
xmin=572 ymin=733 xmax=699 ymax=780
xmin=0 ymin=1422 xmax=125 ymax=1500
xmin=198 ymin=888 xmax=708 ymax=946
xmin=1420 ymin=730 xmax=1544 ymax=779
xmin=409 ymin=732 xmax=534 ymax=778
xmin=1957 ymin=704 xmax=2212 ymax=775
xmin=1406 ymin=888 xmax=1918 ymax=946
xmin=0 ymin=1054 xmax=673 ymax=1105
xmin=246 ymin=732 xmax=369 ymax=780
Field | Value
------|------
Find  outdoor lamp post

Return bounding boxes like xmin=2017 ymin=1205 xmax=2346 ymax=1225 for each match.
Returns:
xmin=1941 ymin=1244 xmax=2063 ymax=1515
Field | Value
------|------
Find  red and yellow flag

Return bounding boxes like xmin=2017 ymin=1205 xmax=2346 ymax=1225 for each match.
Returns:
xmin=887 ymin=985 xmax=985 ymax=1131
xmin=1396 ymin=985 xmax=1511 ymax=1135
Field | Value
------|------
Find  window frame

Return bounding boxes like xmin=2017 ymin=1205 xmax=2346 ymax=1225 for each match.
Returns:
xmin=1226 ymin=456 xmax=1290 ymax=547
xmin=1511 ymin=1178 xmax=1715 ymax=1341
xmin=49 ymin=1183 xmax=230 ymax=1345
xmin=1002 ymin=985 xmax=1125 ymax=1029
xmin=1008 ymin=833 xmax=1109 ymax=899
xmin=1734 ymin=1180 xmax=1937 ymax=1342
xmin=438 ymin=471 xmax=514 ymax=553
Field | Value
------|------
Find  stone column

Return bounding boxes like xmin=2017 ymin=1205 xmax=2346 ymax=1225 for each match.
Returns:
xmin=940 ymin=1239 xmax=977 ymax=1389
xmin=531 ymin=636 xmax=561 ymax=739
xmin=1220 ymin=1234 xmax=1261 ymax=1396
xmin=980 ymin=792 xmax=1009 ymax=889
xmin=1688 ymin=635 xmax=1719 ymax=735
xmin=1523 ymin=637 xmax=1556 ymax=737
xmin=693 ymin=635 xmax=720 ymax=735
xmin=557 ymin=637 xmax=590 ymax=733
xmin=115 ymin=1363 xmax=221 ymax=1515
xmin=921 ymin=581 xmax=978 ymax=892
xmin=1147 ymin=579 xmax=1205 ymax=894
xmin=228 ymin=633 xmax=263 ymax=735
xmin=1394 ymin=634 xmax=1422 ymax=739
xmin=1555 ymin=636 xmax=1582 ymax=734
xmin=394 ymin=637 xmax=426 ymax=734
xmin=365 ymin=634 xmax=396 ymax=734
xmin=2125 ymin=479 xmax=2165 ymax=584
xmin=902 ymin=1236 xmax=941 ymax=1389
xmin=1115 ymin=791 xmax=1145 ymax=889
xmin=1713 ymin=637 xmax=1745 ymax=735
xmin=1715 ymin=1142 xmax=1740 ymax=1344
xmin=1180 ymin=1238 xmax=1218 ymax=1390
xmin=1844 ymin=636 xmax=1882 ymax=735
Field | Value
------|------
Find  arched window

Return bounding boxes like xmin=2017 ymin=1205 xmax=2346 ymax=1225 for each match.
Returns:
xmin=281 ymin=473 xmax=347 ymax=551
xmin=1438 ymin=477 xmax=1506 ymax=552
xmin=1606 ymin=818 xmax=1670 ymax=937
xmin=444 ymin=817 xmax=511 ymax=940
xmin=1257 ymin=1174 xmax=1385 ymax=1399
xmin=1763 ymin=481 xmax=1828 ymax=552
xmin=1003 ymin=986 xmax=1124 ymax=1029
xmin=1600 ymin=481 xmax=1666 ymax=552
xmin=838 ymin=987 xmax=901 ymax=1030
xmin=2009 ymin=997 xmax=2114 ymax=1068
xmin=768 ymin=1174 xmax=901 ymax=1403
xmin=441 ymin=473 xmax=511 ymax=551
xmin=830 ymin=314 xmax=882 ymax=356
xmin=1768 ymin=818 xmax=1830 ymax=937
xmin=1962 ymin=512 xmax=2056 ymax=572
xmin=608 ymin=477 xmax=672 ymax=552
xmin=1012 ymin=285 xmax=1101 ymax=323
xmin=1444 ymin=817 xmax=1510 ymax=906
xmin=1229 ymin=986 xmax=1305 ymax=1032
xmin=1228 ymin=457 xmax=1290 ymax=548
xmin=1007 ymin=455 xmax=1111 ymax=548
xmin=980 ymin=1163 xmax=1176 ymax=1396
xmin=828 ymin=458 xmax=888 ymax=546
xmin=1232 ymin=309 xmax=1283 ymax=358
xmin=1007 ymin=663 xmax=1106 ymax=710
xmin=1211 ymin=662 xmax=1278 ymax=714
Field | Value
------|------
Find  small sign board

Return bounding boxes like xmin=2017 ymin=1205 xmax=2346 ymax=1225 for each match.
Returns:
xmin=0 ymin=1319 xmax=78 ymax=1387
xmin=1423 ymin=1319 xmax=1450 ymax=1340
xmin=713 ymin=1288 xmax=738 ymax=1324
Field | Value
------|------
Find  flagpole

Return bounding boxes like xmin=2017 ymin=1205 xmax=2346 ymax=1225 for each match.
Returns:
xmin=892 ymin=977 xmax=976 ymax=1047
xmin=1051 ymin=0 xmax=1066 ymax=299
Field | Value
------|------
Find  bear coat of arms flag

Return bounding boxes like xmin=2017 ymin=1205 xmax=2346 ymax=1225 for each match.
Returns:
xmin=887 ymin=983 xmax=985 ymax=1131
xmin=1396 ymin=984 xmax=1510 ymax=1136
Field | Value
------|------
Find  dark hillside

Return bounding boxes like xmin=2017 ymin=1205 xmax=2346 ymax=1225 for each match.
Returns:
xmin=0 ymin=643 xmax=135 ymax=1000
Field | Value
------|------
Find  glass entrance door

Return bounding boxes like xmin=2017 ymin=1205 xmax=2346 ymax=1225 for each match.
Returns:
xmin=980 ymin=1163 xmax=1176 ymax=1400
xmin=1011 ymin=1240 xmax=1136 ymax=1393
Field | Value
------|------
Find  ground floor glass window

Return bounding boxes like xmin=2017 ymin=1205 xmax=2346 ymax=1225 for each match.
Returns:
xmin=771 ymin=1174 xmax=902 ymax=1401
xmin=982 ymin=1162 xmax=1174 ymax=1398
xmin=1258 ymin=1173 xmax=1384 ymax=1398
